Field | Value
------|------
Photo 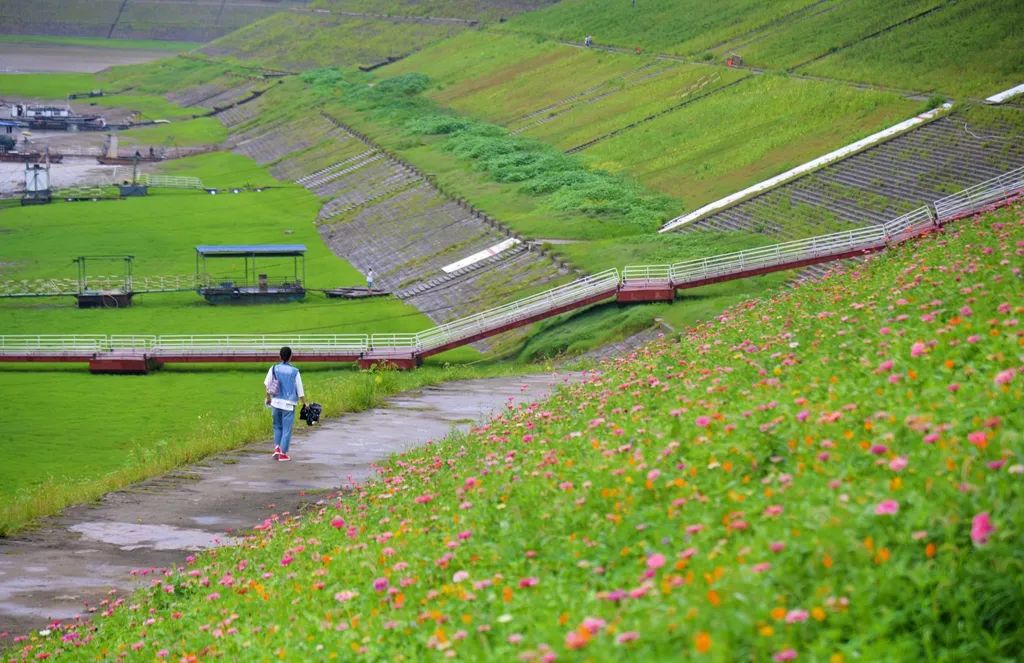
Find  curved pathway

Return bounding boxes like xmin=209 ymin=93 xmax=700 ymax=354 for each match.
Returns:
xmin=0 ymin=373 xmax=573 ymax=638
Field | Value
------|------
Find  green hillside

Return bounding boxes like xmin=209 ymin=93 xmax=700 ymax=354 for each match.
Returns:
xmin=17 ymin=204 xmax=1023 ymax=661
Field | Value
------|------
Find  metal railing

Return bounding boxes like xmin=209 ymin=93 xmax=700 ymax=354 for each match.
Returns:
xmin=0 ymin=274 xmax=207 ymax=298
xmin=622 ymin=264 xmax=671 ymax=285
xmin=668 ymin=225 xmax=887 ymax=285
xmin=146 ymin=334 xmax=369 ymax=352
xmin=138 ymin=174 xmax=205 ymax=190
xmin=933 ymin=165 xmax=1024 ymax=222
xmin=412 ymin=269 xmax=620 ymax=353
xmin=0 ymin=335 xmax=107 ymax=351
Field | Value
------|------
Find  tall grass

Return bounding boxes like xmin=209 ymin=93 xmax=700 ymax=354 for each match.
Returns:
xmin=304 ymin=68 xmax=676 ymax=231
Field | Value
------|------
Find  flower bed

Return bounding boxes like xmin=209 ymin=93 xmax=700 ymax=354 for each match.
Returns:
xmin=10 ymin=206 xmax=1022 ymax=661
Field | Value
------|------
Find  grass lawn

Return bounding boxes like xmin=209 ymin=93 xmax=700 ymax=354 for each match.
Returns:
xmin=0 ymin=34 xmax=199 ymax=52
xmin=0 ymin=72 xmax=100 ymax=99
xmin=119 ymin=117 xmax=227 ymax=146
xmin=18 ymin=202 xmax=1021 ymax=661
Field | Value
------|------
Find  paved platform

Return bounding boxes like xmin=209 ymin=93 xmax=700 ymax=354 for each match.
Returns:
xmin=0 ymin=372 xmax=574 ymax=637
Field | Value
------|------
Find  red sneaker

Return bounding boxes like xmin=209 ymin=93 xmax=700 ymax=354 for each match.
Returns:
xmin=277 ymin=453 xmax=291 ymax=462
xmin=272 ymin=446 xmax=282 ymax=458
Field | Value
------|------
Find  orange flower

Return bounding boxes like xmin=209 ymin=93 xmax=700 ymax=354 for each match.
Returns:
xmin=812 ymin=607 xmax=827 ymax=621
xmin=707 ymin=590 xmax=721 ymax=607
xmin=770 ymin=607 xmax=786 ymax=620
xmin=695 ymin=631 xmax=712 ymax=653
xmin=822 ymin=554 xmax=833 ymax=569
xmin=925 ymin=543 xmax=936 ymax=559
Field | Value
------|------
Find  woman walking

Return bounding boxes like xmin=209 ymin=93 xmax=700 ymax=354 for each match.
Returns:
xmin=264 ymin=346 xmax=306 ymax=462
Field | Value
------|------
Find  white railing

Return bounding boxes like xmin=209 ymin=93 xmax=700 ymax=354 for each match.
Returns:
xmin=0 ymin=335 xmax=107 ymax=351
xmin=622 ymin=264 xmax=671 ymax=285
xmin=370 ymin=334 xmax=419 ymax=351
xmin=668 ymin=225 xmax=886 ymax=285
xmin=413 ymin=269 xmax=620 ymax=354
xmin=0 ymin=278 xmax=80 ymax=297
xmin=135 ymin=274 xmax=208 ymax=293
xmin=139 ymin=174 xmax=205 ymax=190
xmin=884 ymin=206 xmax=935 ymax=242
xmin=148 ymin=334 xmax=369 ymax=352
xmin=933 ymin=165 xmax=1024 ymax=222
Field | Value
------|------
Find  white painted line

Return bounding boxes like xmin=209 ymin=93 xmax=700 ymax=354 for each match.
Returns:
xmin=985 ymin=83 xmax=1024 ymax=104
xmin=442 ymin=238 xmax=521 ymax=273
xmin=659 ymin=103 xmax=953 ymax=233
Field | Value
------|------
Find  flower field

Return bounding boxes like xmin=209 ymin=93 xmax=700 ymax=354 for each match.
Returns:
xmin=6 ymin=207 xmax=1022 ymax=660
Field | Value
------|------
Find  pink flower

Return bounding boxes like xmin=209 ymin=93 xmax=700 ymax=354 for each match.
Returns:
xmin=968 ymin=431 xmax=987 ymax=447
xmin=769 ymin=542 xmax=785 ymax=553
xmin=334 ymin=590 xmax=357 ymax=602
xmin=784 ymin=609 xmax=808 ymax=623
xmin=279 ymin=554 xmax=293 ymax=566
xmin=695 ymin=415 xmax=711 ymax=427
xmin=875 ymin=500 xmax=900 ymax=516
xmin=522 ymin=434 xmax=534 ymax=443
xmin=647 ymin=553 xmax=666 ymax=570
xmin=519 ymin=577 xmax=539 ymax=588
xmin=458 ymin=530 xmax=472 ymax=540
xmin=763 ymin=504 xmax=783 ymax=517
xmin=994 ymin=369 xmax=1015 ymax=385
xmin=616 ymin=631 xmax=640 ymax=644
xmin=752 ymin=562 xmax=772 ymax=573
xmin=452 ymin=571 xmax=469 ymax=583
xmin=330 ymin=516 xmax=345 ymax=529
xmin=910 ymin=342 xmax=927 ymax=357
xmin=373 ymin=577 xmax=389 ymax=592
xmin=559 ymin=481 xmax=574 ymax=491
xmin=869 ymin=444 xmax=888 ymax=455
xmin=971 ymin=512 xmax=995 ymax=545
xmin=773 ymin=649 xmax=797 ymax=662
xmin=889 ymin=456 xmax=908 ymax=471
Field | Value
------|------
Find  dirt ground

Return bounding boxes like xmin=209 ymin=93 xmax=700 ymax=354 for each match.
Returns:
xmin=0 ymin=43 xmax=176 ymax=74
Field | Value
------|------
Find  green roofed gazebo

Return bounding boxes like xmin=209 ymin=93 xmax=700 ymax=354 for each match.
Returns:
xmin=195 ymin=244 xmax=306 ymax=305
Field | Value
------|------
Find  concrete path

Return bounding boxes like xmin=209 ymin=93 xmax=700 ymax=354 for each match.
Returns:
xmin=0 ymin=373 xmax=573 ymax=637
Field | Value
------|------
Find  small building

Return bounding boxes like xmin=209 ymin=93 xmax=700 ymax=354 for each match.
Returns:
xmin=195 ymin=244 xmax=307 ymax=305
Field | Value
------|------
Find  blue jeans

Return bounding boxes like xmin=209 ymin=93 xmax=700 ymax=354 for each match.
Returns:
xmin=272 ymin=407 xmax=296 ymax=453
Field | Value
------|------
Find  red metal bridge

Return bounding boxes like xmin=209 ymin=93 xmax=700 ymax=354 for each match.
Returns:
xmin=1 ymin=167 xmax=1020 ymax=374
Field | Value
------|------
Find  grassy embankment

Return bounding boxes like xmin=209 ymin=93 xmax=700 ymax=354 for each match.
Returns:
xmin=0 ymin=150 xmax=493 ymax=535
xmin=0 ymin=34 xmax=199 ymax=52
xmin=13 ymin=204 xmax=1022 ymax=660
xmin=201 ymin=13 xmax=468 ymax=70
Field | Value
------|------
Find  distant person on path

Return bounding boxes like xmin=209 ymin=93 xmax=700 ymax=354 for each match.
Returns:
xmin=366 ymin=267 xmax=375 ymax=291
xmin=584 ymin=35 xmax=593 ymax=47
xmin=265 ymin=346 xmax=306 ymax=462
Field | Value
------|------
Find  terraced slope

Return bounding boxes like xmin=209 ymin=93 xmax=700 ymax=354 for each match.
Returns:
xmin=0 ymin=0 xmax=307 ymax=42
xmin=498 ymin=0 xmax=1023 ymax=98
xmin=676 ymin=109 xmax=1024 ymax=240
xmin=310 ymin=0 xmax=557 ymax=21
xmin=219 ymin=90 xmax=566 ymax=331
xmin=200 ymin=12 xmax=470 ymax=70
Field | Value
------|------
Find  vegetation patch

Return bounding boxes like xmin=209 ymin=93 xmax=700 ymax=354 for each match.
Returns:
xmin=15 ymin=205 xmax=1022 ymax=659
xmin=304 ymin=68 xmax=676 ymax=232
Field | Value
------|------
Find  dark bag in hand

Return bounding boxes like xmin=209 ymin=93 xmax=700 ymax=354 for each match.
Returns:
xmin=300 ymin=402 xmax=322 ymax=426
